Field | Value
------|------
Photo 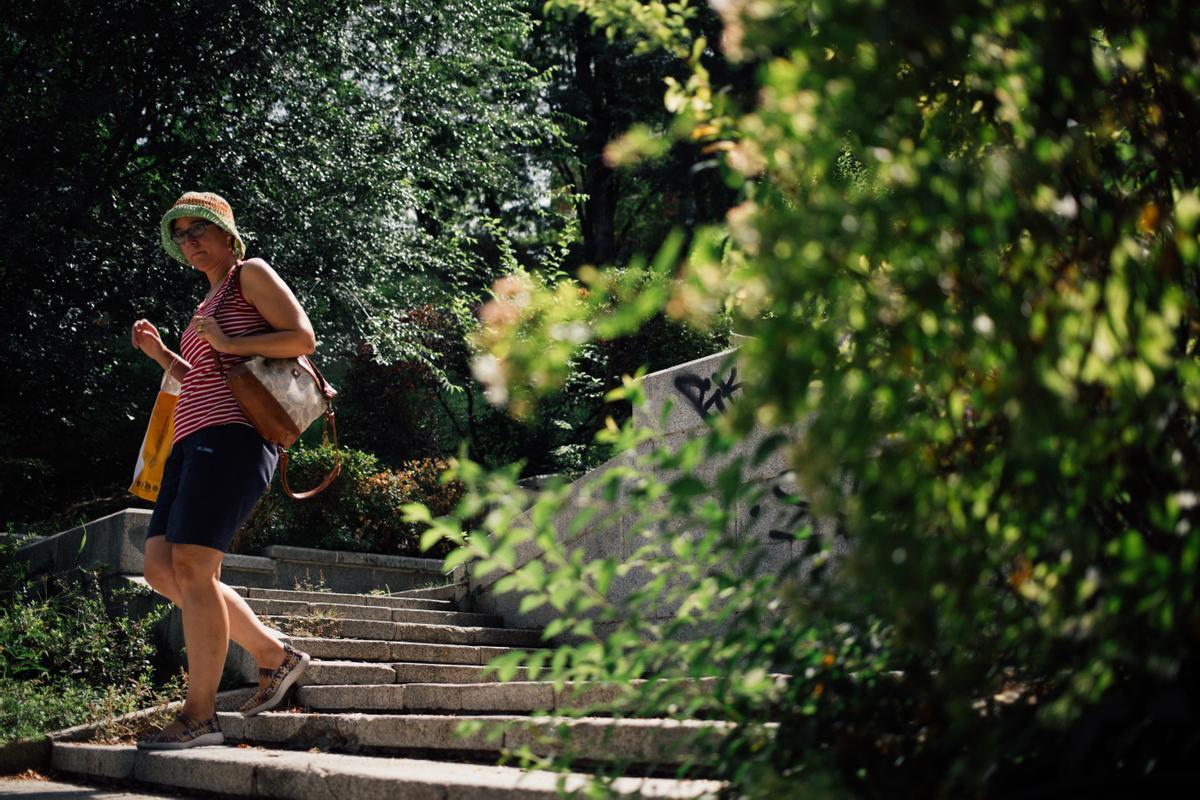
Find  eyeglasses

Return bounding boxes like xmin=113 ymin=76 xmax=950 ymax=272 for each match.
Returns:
xmin=170 ymin=220 xmax=212 ymax=245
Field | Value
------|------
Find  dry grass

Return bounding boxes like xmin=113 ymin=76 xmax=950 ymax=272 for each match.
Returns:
xmin=88 ymin=669 xmax=188 ymax=744
xmin=258 ymin=607 xmax=343 ymax=639
xmin=8 ymin=769 xmax=50 ymax=781
xmin=292 ymin=569 xmax=333 ymax=593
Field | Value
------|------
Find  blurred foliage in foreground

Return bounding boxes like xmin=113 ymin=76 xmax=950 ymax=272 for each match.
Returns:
xmin=412 ymin=0 xmax=1200 ymax=795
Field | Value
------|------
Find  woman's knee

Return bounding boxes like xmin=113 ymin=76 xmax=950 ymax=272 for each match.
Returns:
xmin=143 ymin=540 xmax=177 ymax=596
xmin=171 ymin=547 xmax=221 ymax=591
xmin=143 ymin=561 xmax=175 ymax=594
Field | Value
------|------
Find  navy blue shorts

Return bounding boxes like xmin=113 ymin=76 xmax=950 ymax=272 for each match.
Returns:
xmin=146 ymin=423 xmax=279 ymax=553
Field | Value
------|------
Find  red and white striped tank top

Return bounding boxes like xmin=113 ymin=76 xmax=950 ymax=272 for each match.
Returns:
xmin=173 ymin=263 xmax=272 ymax=444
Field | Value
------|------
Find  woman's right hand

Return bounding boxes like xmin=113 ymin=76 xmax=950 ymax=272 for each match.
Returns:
xmin=131 ymin=319 xmax=166 ymax=360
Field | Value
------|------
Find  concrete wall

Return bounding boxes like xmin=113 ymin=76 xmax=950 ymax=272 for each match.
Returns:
xmin=16 ymin=509 xmax=152 ymax=577
xmin=14 ymin=511 xmax=452 ymax=595
xmin=466 ymin=344 xmax=846 ymax=641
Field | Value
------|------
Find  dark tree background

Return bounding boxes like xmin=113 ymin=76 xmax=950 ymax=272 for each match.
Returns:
xmin=0 ymin=0 xmax=736 ymax=528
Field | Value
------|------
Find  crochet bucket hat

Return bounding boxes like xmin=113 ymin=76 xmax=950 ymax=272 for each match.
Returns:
xmin=160 ymin=191 xmax=247 ymax=265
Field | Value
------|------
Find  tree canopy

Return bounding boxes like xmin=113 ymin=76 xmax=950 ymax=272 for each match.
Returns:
xmin=0 ymin=0 xmax=562 ymax=518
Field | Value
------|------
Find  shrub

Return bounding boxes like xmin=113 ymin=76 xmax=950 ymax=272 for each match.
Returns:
xmin=237 ymin=444 xmax=463 ymax=557
xmin=337 ymin=298 xmax=730 ymax=478
xmin=336 ymin=304 xmax=469 ymax=464
xmin=0 ymin=568 xmax=174 ymax=744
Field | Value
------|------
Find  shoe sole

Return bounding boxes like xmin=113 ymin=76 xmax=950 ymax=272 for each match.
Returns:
xmin=241 ymin=650 xmax=311 ymax=717
xmin=136 ymin=731 xmax=225 ymax=750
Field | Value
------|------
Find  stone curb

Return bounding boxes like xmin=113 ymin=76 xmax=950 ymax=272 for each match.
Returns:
xmin=262 ymin=545 xmax=445 ymax=573
xmin=0 ymin=738 xmax=49 ymax=776
xmin=391 ymin=582 xmax=461 ymax=600
xmin=300 ymin=660 xmax=399 ymax=686
xmin=295 ymin=659 xmax=532 ymax=686
xmin=217 ymin=712 xmax=732 ymax=764
xmin=299 ymin=681 xmax=554 ymax=713
xmin=51 ymin=744 xmax=724 ymax=799
xmin=285 ymin=636 xmax=544 ymax=666
xmin=392 ymin=662 xmax=531 ymax=684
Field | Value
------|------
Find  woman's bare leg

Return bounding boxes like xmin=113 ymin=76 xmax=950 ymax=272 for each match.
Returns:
xmin=143 ymin=536 xmax=286 ymax=689
xmin=170 ymin=544 xmax=229 ymax=721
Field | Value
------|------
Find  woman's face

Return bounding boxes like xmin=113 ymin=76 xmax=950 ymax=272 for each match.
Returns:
xmin=172 ymin=216 xmax=236 ymax=272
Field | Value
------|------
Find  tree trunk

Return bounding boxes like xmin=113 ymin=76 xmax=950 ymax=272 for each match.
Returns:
xmin=573 ymin=18 xmax=618 ymax=266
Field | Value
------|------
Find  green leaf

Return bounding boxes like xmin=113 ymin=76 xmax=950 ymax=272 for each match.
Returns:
xmin=593 ymin=559 xmax=618 ymax=596
xmin=568 ymin=506 xmax=600 ymax=538
xmin=420 ymin=528 xmax=445 ymax=552
xmin=443 ymin=547 xmax=475 ymax=573
xmin=519 ymin=594 xmax=548 ymax=615
xmin=543 ymin=618 xmax=569 ymax=639
xmin=401 ymin=502 xmax=433 ymax=524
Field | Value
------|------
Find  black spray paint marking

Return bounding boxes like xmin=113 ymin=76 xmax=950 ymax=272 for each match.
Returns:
xmin=750 ymin=482 xmax=812 ymax=541
xmin=673 ymin=366 xmax=744 ymax=419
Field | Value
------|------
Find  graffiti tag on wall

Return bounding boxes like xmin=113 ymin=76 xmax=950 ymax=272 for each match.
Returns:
xmin=750 ymin=481 xmax=812 ymax=541
xmin=744 ymin=471 xmax=851 ymax=581
xmin=672 ymin=366 xmax=743 ymax=419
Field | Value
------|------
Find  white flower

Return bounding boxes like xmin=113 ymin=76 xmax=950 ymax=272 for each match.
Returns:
xmin=549 ymin=321 xmax=591 ymax=344
xmin=470 ymin=354 xmax=509 ymax=406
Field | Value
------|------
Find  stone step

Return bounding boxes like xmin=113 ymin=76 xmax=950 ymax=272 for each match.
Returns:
xmin=51 ymin=743 xmax=723 ymax=798
xmin=392 ymin=582 xmax=460 ymax=601
xmin=258 ymin=544 xmax=452 ymax=595
xmin=298 ymin=679 xmax=721 ymax=714
xmin=218 ymin=711 xmax=732 ymax=765
xmin=246 ymin=597 xmax=500 ymax=627
xmin=301 ymin=660 xmax=532 ymax=686
xmin=299 ymin=680 xmax=553 ymax=712
xmin=0 ymin=776 xmax=204 ymax=798
xmin=258 ymin=615 xmax=543 ymax=648
xmin=231 ymin=585 xmax=453 ymax=611
xmin=284 ymin=637 xmax=544 ymax=667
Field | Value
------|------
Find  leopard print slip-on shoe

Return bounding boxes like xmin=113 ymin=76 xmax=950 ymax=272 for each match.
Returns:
xmin=238 ymin=642 xmax=311 ymax=717
xmin=136 ymin=713 xmax=224 ymax=750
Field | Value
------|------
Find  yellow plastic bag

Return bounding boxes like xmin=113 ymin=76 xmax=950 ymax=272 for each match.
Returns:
xmin=130 ymin=371 xmax=181 ymax=502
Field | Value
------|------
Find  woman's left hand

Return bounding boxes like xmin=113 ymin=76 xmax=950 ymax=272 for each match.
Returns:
xmin=191 ymin=315 xmax=232 ymax=352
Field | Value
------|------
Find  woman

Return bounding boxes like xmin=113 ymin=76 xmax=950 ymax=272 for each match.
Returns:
xmin=130 ymin=191 xmax=313 ymax=749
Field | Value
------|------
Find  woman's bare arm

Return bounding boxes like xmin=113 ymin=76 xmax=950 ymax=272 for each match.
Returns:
xmin=131 ymin=318 xmax=192 ymax=379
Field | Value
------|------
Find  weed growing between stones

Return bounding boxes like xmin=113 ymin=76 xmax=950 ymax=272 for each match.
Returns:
xmin=89 ymin=669 xmax=188 ymax=744
xmin=292 ymin=569 xmax=333 ymax=594
xmin=259 ymin=608 xmax=344 ymax=640
xmin=8 ymin=769 xmax=50 ymax=781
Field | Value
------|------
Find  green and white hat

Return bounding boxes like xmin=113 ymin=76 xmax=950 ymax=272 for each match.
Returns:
xmin=160 ymin=191 xmax=247 ymax=265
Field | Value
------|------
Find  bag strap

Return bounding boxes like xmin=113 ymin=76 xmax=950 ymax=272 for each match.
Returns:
xmin=206 ymin=262 xmax=244 ymax=382
xmin=279 ymin=412 xmax=342 ymax=500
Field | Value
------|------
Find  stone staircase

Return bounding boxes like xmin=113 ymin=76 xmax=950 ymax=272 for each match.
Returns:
xmin=48 ymin=582 xmax=727 ymax=798
xmin=27 ymin=338 xmax=793 ymax=796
